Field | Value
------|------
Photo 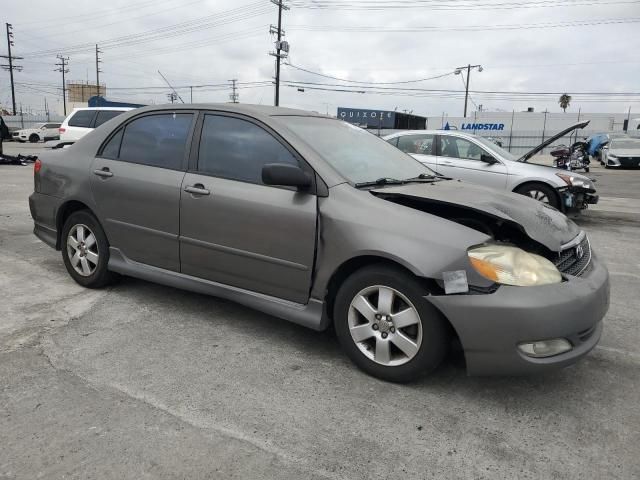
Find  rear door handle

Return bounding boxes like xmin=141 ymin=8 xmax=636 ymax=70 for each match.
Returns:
xmin=93 ymin=168 xmax=113 ymax=178
xmin=440 ymin=160 xmax=453 ymax=165
xmin=184 ymin=184 xmax=210 ymax=196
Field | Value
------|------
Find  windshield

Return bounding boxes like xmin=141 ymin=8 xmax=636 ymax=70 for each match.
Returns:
xmin=473 ymin=136 xmax=519 ymax=161
xmin=610 ymin=138 xmax=640 ymax=150
xmin=278 ymin=117 xmax=436 ymax=183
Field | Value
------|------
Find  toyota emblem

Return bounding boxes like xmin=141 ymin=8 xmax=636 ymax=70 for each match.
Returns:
xmin=575 ymin=244 xmax=584 ymax=259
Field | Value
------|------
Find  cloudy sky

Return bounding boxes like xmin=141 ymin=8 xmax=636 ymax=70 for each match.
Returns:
xmin=3 ymin=0 xmax=639 ymax=116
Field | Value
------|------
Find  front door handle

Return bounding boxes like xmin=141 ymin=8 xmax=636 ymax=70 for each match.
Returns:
xmin=93 ymin=167 xmax=113 ymax=178
xmin=440 ymin=160 xmax=453 ymax=165
xmin=184 ymin=184 xmax=210 ymax=196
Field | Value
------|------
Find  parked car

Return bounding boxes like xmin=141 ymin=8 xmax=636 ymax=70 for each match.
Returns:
xmin=601 ymin=136 xmax=640 ymax=169
xmin=29 ymin=104 xmax=609 ymax=382
xmin=12 ymin=123 xmax=61 ymax=143
xmin=59 ymin=107 xmax=133 ymax=144
xmin=383 ymin=122 xmax=598 ymax=214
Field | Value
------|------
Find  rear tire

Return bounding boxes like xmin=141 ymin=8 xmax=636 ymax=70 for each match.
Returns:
xmin=61 ymin=210 xmax=115 ymax=288
xmin=28 ymin=134 xmax=39 ymax=143
xmin=333 ymin=265 xmax=449 ymax=382
xmin=515 ymin=183 xmax=559 ymax=209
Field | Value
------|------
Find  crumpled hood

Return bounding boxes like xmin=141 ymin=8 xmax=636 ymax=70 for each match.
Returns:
xmin=372 ymin=180 xmax=580 ymax=252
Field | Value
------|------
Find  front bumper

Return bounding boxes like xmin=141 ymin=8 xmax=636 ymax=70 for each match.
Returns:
xmin=607 ymin=156 xmax=640 ymax=168
xmin=427 ymin=253 xmax=609 ymax=376
xmin=560 ymin=186 xmax=598 ymax=212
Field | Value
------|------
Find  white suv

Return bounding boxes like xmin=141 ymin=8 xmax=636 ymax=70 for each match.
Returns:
xmin=12 ymin=123 xmax=61 ymax=143
xmin=59 ymin=107 xmax=133 ymax=143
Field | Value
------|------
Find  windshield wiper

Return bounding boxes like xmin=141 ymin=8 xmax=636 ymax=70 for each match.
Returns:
xmin=401 ymin=173 xmax=441 ymax=182
xmin=354 ymin=177 xmax=406 ymax=188
xmin=355 ymin=174 xmax=441 ymax=188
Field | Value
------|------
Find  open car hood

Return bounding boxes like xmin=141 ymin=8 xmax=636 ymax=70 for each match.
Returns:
xmin=518 ymin=120 xmax=590 ymax=162
xmin=372 ymin=181 xmax=580 ymax=252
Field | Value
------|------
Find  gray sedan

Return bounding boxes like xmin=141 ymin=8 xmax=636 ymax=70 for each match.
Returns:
xmin=29 ymin=104 xmax=609 ymax=382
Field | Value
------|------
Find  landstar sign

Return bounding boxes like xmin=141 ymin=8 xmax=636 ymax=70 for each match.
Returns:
xmin=444 ymin=122 xmax=505 ymax=131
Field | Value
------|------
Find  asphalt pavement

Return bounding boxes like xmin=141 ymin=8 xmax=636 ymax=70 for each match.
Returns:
xmin=1 ymin=142 xmax=639 ymax=479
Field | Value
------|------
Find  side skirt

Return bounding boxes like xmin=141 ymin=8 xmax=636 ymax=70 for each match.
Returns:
xmin=108 ymin=247 xmax=329 ymax=331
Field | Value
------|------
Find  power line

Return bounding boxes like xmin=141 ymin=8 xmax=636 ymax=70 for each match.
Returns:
xmin=20 ymin=2 xmax=271 ymax=58
xmin=289 ymin=0 xmax=640 ymax=10
xmin=287 ymin=17 xmax=640 ymax=33
xmin=284 ymin=62 xmax=457 ymax=85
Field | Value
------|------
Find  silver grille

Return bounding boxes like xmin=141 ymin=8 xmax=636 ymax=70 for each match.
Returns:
xmin=554 ymin=233 xmax=591 ymax=277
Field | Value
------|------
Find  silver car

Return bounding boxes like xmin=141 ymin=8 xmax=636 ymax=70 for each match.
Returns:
xmin=384 ymin=122 xmax=598 ymax=213
xmin=602 ymin=136 xmax=640 ymax=169
xmin=29 ymin=104 xmax=609 ymax=382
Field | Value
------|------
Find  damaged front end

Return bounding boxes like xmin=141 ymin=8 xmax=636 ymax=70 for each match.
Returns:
xmin=370 ymin=181 xmax=589 ymax=290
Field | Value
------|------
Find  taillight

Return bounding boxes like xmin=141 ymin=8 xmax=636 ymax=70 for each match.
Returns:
xmin=59 ymin=127 xmax=65 ymax=133
xmin=34 ymin=158 xmax=42 ymax=174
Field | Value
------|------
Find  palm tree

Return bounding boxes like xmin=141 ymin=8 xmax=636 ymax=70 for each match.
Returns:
xmin=558 ymin=94 xmax=572 ymax=112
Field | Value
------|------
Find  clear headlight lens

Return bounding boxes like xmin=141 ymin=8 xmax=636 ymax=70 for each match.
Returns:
xmin=556 ymin=173 xmax=593 ymax=189
xmin=468 ymin=244 xmax=562 ymax=286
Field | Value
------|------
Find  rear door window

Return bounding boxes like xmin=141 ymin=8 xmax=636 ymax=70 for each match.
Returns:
xmin=95 ymin=110 xmax=125 ymax=127
xmin=118 ymin=113 xmax=193 ymax=170
xmin=68 ymin=110 xmax=96 ymax=128
xmin=397 ymin=134 xmax=435 ymax=155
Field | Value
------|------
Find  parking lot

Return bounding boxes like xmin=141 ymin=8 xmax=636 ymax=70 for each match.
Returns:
xmin=1 ymin=142 xmax=639 ymax=479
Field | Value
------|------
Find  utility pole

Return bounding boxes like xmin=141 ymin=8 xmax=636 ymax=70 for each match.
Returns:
xmin=95 ymin=44 xmax=102 ymax=99
xmin=55 ymin=55 xmax=70 ymax=115
xmin=228 ymin=79 xmax=239 ymax=103
xmin=190 ymin=86 xmax=193 ymax=103
xmin=269 ymin=0 xmax=289 ymax=106
xmin=455 ymin=64 xmax=482 ymax=117
xmin=1 ymin=23 xmax=24 ymax=115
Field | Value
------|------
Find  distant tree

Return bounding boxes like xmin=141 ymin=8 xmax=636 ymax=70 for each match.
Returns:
xmin=558 ymin=94 xmax=572 ymax=112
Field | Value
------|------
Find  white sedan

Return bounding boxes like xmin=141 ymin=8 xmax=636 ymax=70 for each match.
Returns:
xmin=383 ymin=122 xmax=598 ymax=214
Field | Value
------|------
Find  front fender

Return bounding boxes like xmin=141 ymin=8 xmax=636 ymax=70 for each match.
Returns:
xmin=311 ymin=184 xmax=492 ymax=299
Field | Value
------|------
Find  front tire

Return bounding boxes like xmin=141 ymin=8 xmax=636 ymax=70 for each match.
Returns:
xmin=515 ymin=183 xmax=559 ymax=209
xmin=61 ymin=210 xmax=115 ymax=288
xmin=333 ymin=265 xmax=449 ymax=382
xmin=29 ymin=134 xmax=40 ymax=143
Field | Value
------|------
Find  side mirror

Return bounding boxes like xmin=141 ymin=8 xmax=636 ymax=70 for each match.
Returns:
xmin=480 ymin=154 xmax=497 ymax=164
xmin=262 ymin=163 xmax=312 ymax=189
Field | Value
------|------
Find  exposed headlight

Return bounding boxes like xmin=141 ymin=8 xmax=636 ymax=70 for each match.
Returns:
xmin=556 ymin=173 xmax=593 ymax=189
xmin=468 ymin=244 xmax=562 ymax=286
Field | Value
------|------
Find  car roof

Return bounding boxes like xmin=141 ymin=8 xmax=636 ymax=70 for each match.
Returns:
xmin=121 ymin=103 xmax=329 ymax=119
xmin=70 ymin=107 xmax=135 ymax=112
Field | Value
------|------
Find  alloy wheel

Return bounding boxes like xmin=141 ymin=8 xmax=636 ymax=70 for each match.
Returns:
xmin=348 ymin=285 xmax=423 ymax=366
xmin=66 ymin=224 xmax=99 ymax=277
xmin=526 ymin=190 xmax=550 ymax=203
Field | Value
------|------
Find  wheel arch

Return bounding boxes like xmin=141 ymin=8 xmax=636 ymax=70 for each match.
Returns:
xmin=323 ymin=255 xmax=463 ymax=361
xmin=512 ymin=180 xmax=562 ymax=207
xmin=55 ymin=200 xmax=101 ymax=249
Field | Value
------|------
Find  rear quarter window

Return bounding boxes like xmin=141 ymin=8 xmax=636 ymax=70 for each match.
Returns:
xmin=68 ymin=110 xmax=96 ymax=128
xmin=94 ymin=110 xmax=125 ymax=127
